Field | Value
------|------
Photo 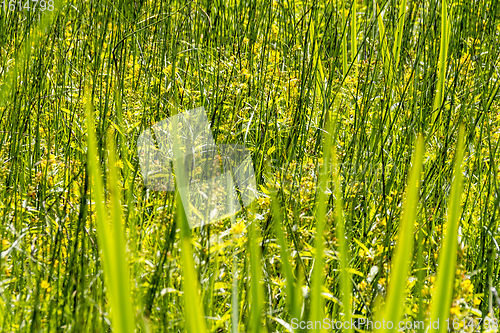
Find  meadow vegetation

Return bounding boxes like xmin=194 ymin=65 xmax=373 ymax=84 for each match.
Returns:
xmin=0 ymin=0 xmax=499 ymax=331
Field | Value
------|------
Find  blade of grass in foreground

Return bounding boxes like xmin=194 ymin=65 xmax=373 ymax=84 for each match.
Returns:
xmin=310 ymin=115 xmax=335 ymax=332
xmin=332 ymin=145 xmax=352 ymax=333
xmin=229 ymin=174 xmax=239 ymax=333
xmin=106 ymin=131 xmax=136 ymax=332
xmin=270 ymin=189 xmax=295 ymax=312
xmin=176 ymin=195 xmax=208 ymax=333
xmin=429 ymin=126 xmax=465 ymax=333
xmin=375 ymin=135 xmax=424 ymax=333
xmin=85 ymin=93 xmax=135 ymax=333
xmin=249 ymin=205 xmax=265 ymax=333
xmin=170 ymin=110 xmax=208 ymax=333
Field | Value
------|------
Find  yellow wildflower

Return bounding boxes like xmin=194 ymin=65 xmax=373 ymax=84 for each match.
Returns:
xmin=450 ymin=305 xmax=461 ymax=316
xmin=41 ymin=280 xmax=51 ymax=291
xmin=115 ymin=159 xmax=124 ymax=169
xmin=231 ymin=221 xmax=246 ymax=235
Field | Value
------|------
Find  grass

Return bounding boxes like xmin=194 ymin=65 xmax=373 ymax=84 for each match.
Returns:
xmin=1 ymin=0 xmax=500 ymax=332
xmin=85 ymin=92 xmax=135 ymax=333
xmin=429 ymin=126 xmax=465 ymax=333
xmin=375 ymin=135 xmax=423 ymax=333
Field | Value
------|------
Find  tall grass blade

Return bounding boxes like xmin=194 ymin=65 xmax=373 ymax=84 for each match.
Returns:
xmin=375 ymin=136 xmax=424 ymax=333
xmin=432 ymin=0 xmax=451 ymax=121
xmin=177 ymin=197 xmax=208 ymax=333
xmin=106 ymin=131 xmax=136 ymax=333
xmin=376 ymin=2 xmax=392 ymax=84
xmin=393 ymin=0 xmax=407 ymax=71
xmin=231 ymin=252 xmax=239 ymax=333
xmin=229 ymin=173 xmax=239 ymax=333
xmin=311 ymin=22 xmax=326 ymax=108
xmin=428 ymin=126 xmax=465 ymax=333
xmin=350 ymin=0 xmax=357 ymax=72
xmin=249 ymin=209 xmax=265 ymax=333
xmin=332 ymin=146 xmax=352 ymax=333
xmin=310 ymin=114 xmax=334 ymax=331
xmin=342 ymin=0 xmax=348 ymax=76
xmin=85 ymin=93 xmax=135 ymax=333
xmin=270 ymin=191 xmax=295 ymax=312
xmin=169 ymin=109 xmax=208 ymax=333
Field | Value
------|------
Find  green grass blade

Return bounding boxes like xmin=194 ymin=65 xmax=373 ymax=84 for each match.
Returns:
xmin=432 ymin=0 xmax=450 ymax=119
xmin=332 ymin=147 xmax=352 ymax=333
xmin=229 ymin=175 xmax=239 ymax=333
xmin=85 ymin=93 xmax=135 ymax=333
xmin=350 ymin=0 xmax=357 ymax=68
xmin=310 ymin=22 xmax=326 ymax=108
xmin=106 ymin=131 xmax=136 ymax=333
xmin=310 ymin=115 xmax=334 ymax=331
xmin=393 ymin=0 xmax=407 ymax=71
xmin=231 ymin=252 xmax=239 ymax=333
xmin=429 ymin=126 xmax=465 ymax=333
xmin=0 ymin=296 xmax=4 ymax=327
xmin=270 ymin=191 xmax=295 ymax=312
xmin=376 ymin=2 xmax=392 ymax=84
xmin=169 ymin=109 xmax=208 ymax=333
xmin=249 ymin=209 xmax=265 ymax=333
xmin=376 ymin=135 xmax=424 ymax=333
xmin=177 ymin=196 xmax=208 ymax=333
xmin=342 ymin=0 xmax=348 ymax=76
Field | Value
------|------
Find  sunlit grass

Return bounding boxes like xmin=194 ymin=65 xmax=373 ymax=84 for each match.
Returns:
xmin=0 ymin=0 xmax=499 ymax=331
